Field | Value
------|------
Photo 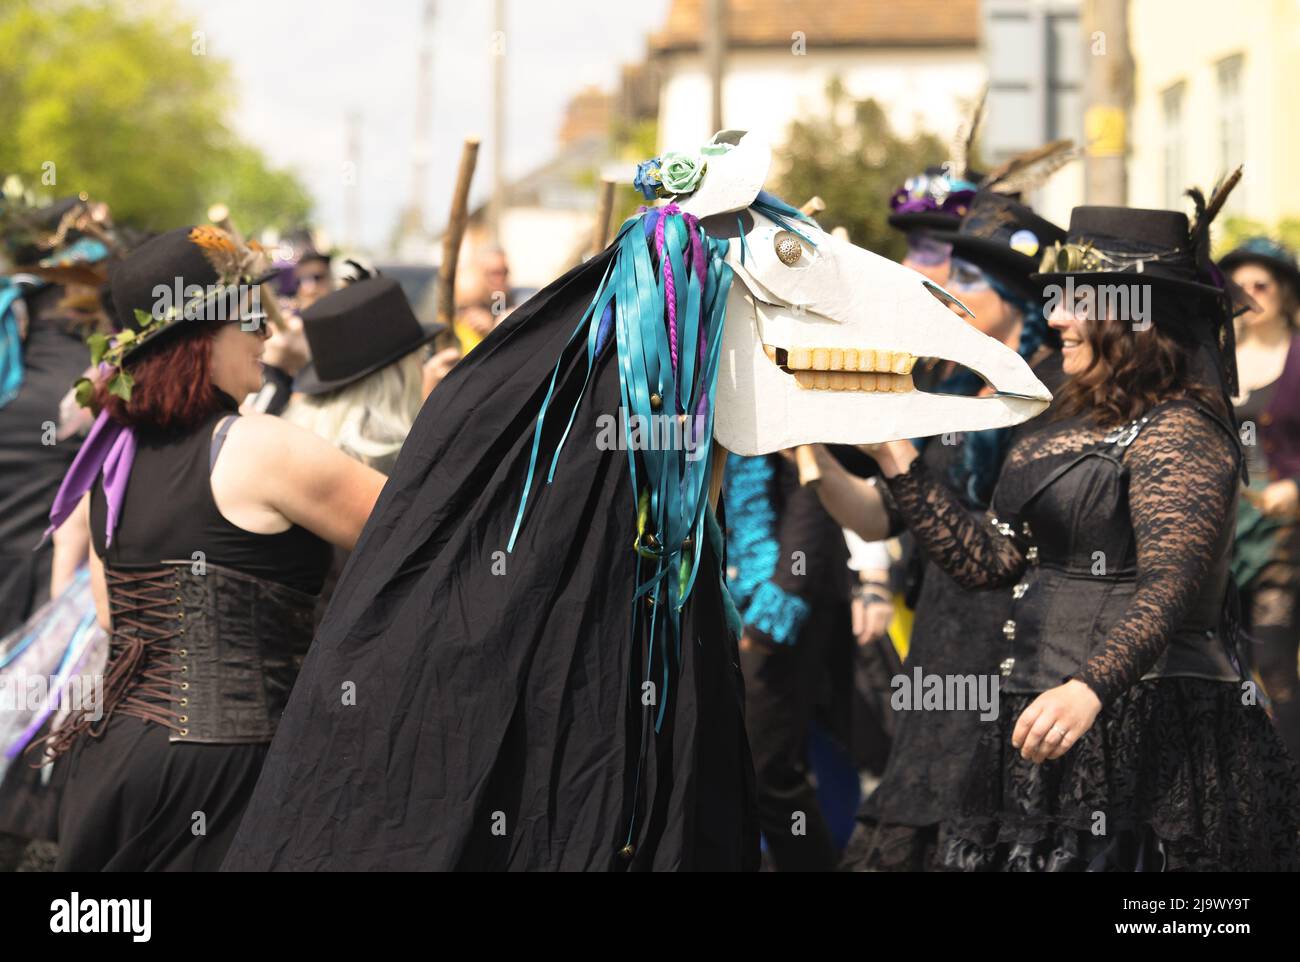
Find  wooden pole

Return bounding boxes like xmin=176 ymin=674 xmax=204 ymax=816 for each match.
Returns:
xmin=798 ymin=196 xmax=825 ymax=219
xmin=1082 ymin=0 xmax=1131 ymax=205
xmin=437 ymin=136 xmax=481 ymax=334
xmin=592 ymin=177 xmax=616 ymax=256
xmin=705 ymin=0 xmax=726 ymax=134
xmin=489 ymin=0 xmax=505 ymax=245
xmin=792 ymin=195 xmax=825 ymax=485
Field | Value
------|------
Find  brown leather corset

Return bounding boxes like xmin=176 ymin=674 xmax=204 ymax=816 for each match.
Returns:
xmin=51 ymin=561 xmax=316 ymax=751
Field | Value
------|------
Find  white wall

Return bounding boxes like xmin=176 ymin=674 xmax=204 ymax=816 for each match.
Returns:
xmin=657 ymin=47 xmax=986 ymax=156
xmin=1127 ymin=0 xmax=1300 ymax=225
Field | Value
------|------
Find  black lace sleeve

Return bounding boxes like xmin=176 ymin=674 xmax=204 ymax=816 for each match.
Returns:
xmin=883 ymin=457 xmax=1026 ymax=590
xmin=1074 ymin=404 xmax=1240 ymax=705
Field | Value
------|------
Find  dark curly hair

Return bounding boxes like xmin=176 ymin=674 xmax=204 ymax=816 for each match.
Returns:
xmin=1053 ymin=289 xmax=1229 ymax=427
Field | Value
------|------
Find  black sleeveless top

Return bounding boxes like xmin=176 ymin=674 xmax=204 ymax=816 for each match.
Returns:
xmin=90 ymin=406 xmax=332 ymax=595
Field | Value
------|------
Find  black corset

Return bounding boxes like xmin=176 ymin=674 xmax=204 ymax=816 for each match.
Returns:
xmin=994 ymin=416 xmax=1241 ymax=694
xmin=51 ymin=561 xmax=316 ymax=751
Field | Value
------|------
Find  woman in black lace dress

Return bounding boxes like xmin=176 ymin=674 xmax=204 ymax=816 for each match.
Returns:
xmin=813 ymin=192 xmax=1066 ymax=870
xmin=868 ymin=202 xmax=1300 ymax=871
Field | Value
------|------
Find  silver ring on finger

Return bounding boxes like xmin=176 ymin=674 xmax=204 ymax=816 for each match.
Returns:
xmin=1050 ymin=724 xmax=1069 ymax=740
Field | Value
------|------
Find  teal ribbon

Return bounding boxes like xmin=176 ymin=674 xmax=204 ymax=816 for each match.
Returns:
xmin=0 ymin=280 xmax=28 ymax=410
xmin=508 ymin=209 xmax=733 ymax=735
xmin=507 ymin=205 xmax=741 ymax=852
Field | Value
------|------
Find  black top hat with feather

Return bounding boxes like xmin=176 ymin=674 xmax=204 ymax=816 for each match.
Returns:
xmin=887 ymin=87 xmax=1080 ymax=236
xmin=1031 ymin=168 xmax=1248 ymax=395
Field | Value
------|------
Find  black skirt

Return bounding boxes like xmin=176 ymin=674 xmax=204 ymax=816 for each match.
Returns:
xmin=56 ymin=716 xmax=267 ymax=871
xmin=0 ymin=719 xmax=61 ymax=843
xmin=840 ymin=431 xmax=1015 ymax=872
xmin=943 ymin=679 xmax=1300 ymax=871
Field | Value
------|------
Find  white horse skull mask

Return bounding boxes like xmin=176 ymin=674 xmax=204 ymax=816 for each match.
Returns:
xmin=677 ymin=131 xmax=1052 ymax=456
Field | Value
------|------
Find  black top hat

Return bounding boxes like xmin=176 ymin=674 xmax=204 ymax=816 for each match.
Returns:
xmin=1031 ymin=202 xmax=1244 ymax=396
xmin=108 ymin=225 xmax=279 ymax=361
xmin=930 ymin=192 xmax=1065 ymax=300
xmin=1218 ymin=236 xmax=1300 ymax=296
xmin=293 ymin=276 xmax=445 ymax=395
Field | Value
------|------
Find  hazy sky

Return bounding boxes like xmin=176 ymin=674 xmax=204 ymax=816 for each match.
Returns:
xmin=179 ymin=0 xmax=672 ymax=253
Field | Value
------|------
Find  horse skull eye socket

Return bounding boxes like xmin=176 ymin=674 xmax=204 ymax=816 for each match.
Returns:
xmin=774 ymin=231 xmax=802 ymax=266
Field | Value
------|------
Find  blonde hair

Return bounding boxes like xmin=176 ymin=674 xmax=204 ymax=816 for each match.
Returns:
xmin=283 ymin=351 xmax=424 ymax=469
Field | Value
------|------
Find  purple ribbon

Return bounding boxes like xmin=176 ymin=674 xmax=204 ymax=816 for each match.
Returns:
xmin=44 ymin=409 xmax=136 ymax=546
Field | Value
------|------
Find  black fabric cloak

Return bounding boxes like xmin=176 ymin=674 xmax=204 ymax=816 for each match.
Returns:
xmin=222 ymin=250 xmax=759 ymax=871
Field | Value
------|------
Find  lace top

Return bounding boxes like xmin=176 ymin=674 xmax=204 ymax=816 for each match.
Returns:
xmin=885 ymin=401 xmax=1241 ymax=705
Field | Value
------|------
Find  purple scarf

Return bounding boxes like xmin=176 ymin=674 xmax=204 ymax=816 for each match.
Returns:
xmin=45 ymin=409 xmax=136 ymax=546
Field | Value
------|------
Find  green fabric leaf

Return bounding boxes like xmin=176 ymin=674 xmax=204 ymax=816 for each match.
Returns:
xmin=108 ymin=370 xmax=134 ymax=401
xmin=86 ymin=332 xmax=109 ymax=366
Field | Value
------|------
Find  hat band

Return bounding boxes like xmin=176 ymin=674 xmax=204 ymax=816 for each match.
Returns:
xmin=1039 ymin=239 xmax=1193 ymax=277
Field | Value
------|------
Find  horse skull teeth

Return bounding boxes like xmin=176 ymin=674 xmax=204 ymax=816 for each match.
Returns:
xmin=792 ymin=370 xmax=913 ymax=393
xmin=773 ymin=347 xmax=917 ymax=375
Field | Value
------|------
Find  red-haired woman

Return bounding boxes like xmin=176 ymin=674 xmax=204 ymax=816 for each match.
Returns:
xmin=867 ymin=204 xmax=1300 ymax=870
xmin=43 ymin=227 xmax=386 ymax=871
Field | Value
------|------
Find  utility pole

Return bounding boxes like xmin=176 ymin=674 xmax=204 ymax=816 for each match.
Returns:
xmin=489 ymin=0 xmax=506 ymax=245
xmin=1082 ymin=0 xmax=1132 ymax=205
xmin=345 ymin=110 xmax=361 ymax=249
xmin=396 ymin=0 xmax=436 ymax=257
xmin=705 ymin=0 xmax=726 ymax=135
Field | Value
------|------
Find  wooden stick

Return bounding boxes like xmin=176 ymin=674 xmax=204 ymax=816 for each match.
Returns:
xmin=799 ymin=196 xmax=825 ymax=218
xmin=437 ymin=137 xmax=481 ymax=333
xmin=790 ymin=195 xmax=826 ymax=485
xmin=592 ymin=177 xmax=616 ymax=255
xmin=793 ymin=445 xmax=821 ymax=487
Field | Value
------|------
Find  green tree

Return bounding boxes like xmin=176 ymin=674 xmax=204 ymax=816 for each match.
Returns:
xmin=0 ymin=0 xmax=311 ymax=233
xmin=205 ymin=143 xmax=313 ymax=235
xmin=773 ymin=79 xmax=949 ymax=261
xmin=609 ymin=117 xmax=660 ymax=230
xmin=1218 ymin=215 xmax=1300 ymax=259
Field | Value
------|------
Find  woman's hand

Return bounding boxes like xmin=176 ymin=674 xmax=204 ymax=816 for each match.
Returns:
xmin=1011 ymin=679 xmax=1102 ymax=764
xmin=262 ymin=305 xmax=311 ymax=377
xmin=1259 ymin=479 xmax=1300 ymax=519
xmin=852 ymin=592 xmax=893 ymax=646
xmin=422 ymin=346 xmax=461 ymax=398
xmin=858 ymin=439 xmax=919 ymax=478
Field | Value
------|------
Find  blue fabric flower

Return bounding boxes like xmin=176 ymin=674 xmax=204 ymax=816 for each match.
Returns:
xmin=634 ymin=157 xmax=663 ymax=201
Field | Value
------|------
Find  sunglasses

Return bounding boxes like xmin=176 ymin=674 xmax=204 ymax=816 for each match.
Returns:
xmin=947 ymin=257 xmax=990 ymax=292
xmin=905 ymin=235 xmax=952 ymax=268
xmin=228 ymin=311 xmax=270 ymax=336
